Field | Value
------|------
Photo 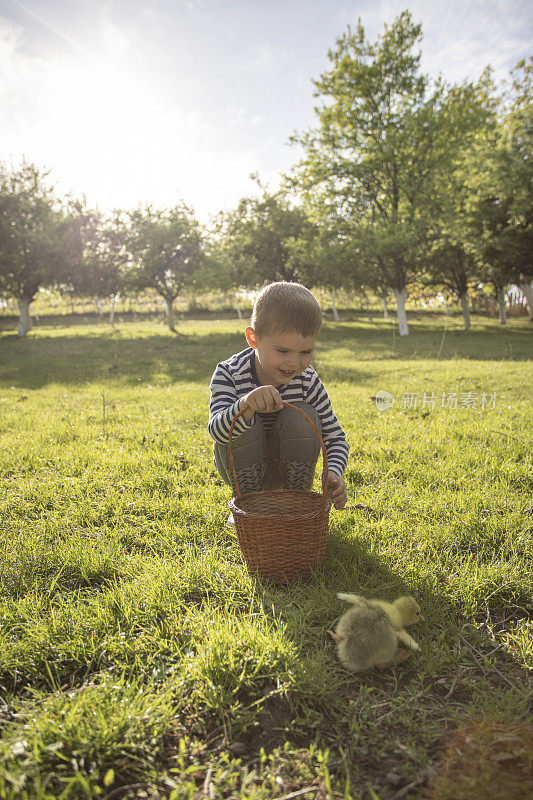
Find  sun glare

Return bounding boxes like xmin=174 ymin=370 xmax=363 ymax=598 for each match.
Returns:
xmin=39 ymin=58 xmax=161 ymax=203
xmin=11 ymin=53 xmax=256 ymax=219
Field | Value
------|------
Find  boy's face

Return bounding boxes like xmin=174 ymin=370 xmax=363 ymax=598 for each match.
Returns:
xmin=245 ymin=326 xmax=317 ymax=386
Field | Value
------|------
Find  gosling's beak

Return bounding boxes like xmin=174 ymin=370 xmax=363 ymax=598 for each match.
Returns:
xmin=419 ymin=614 xmax=425 ymax=622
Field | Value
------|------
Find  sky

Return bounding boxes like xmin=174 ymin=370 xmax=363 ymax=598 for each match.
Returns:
xmin=1 ymin=0 xmax=531 ymax=222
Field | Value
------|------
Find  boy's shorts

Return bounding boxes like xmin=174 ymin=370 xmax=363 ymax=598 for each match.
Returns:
xmin=213 ymin=401 xmax=321 ymax=493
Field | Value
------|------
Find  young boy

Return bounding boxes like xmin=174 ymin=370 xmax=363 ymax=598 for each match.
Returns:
xmin=208 ymin=282 xmax=348 ymax=510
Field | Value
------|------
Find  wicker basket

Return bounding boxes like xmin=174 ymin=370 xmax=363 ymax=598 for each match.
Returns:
xmin=228 ymin=401 xmax=332 ymax=582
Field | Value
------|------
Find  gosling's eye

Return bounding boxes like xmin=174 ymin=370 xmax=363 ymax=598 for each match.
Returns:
xmin=416 ymin=611 xmax=420 ymax=617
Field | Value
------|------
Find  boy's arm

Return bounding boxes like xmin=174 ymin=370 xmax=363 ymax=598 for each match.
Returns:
xmin=305 ymin=373 xmax=349 ymax=478
xmin=305 ymin=373 xmax=349 ymax=510
xmin=208 ymin=363 xmax=255 ymax=444
xmin=209 ymin=364 xmax=285 ymax=442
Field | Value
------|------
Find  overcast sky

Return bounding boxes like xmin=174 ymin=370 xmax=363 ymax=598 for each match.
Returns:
xmin=1 ymin=0 xmax=531 ymax=221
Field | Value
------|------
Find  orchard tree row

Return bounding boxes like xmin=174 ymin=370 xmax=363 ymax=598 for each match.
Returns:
xmin=1 ymin=13 xmax=531 ymax=336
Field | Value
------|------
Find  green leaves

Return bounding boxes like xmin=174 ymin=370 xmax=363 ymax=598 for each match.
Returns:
xmin=0 ymin=161 xmax=81 ymax=308
xmin=127 ymin=204 xmax=204 ymax=301
xmin=211 ymin=189 xmax=313 ymax=288
xmin=289 ymin=12 xmax=526 ymax=333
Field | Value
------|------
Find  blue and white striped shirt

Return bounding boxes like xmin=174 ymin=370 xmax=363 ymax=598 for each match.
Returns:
xmin=208 ymin=347 xmax=349 ymax=476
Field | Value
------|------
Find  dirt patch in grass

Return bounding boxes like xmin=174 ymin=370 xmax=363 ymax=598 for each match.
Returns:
xmin=427 ymin=717 xmax=533 ymax=800
xmin=240 ymin=696 xmax=298 ymax=752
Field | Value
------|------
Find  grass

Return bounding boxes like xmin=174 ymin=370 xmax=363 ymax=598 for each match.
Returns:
xmin=0 ymin=313 xmax=531 ymax=799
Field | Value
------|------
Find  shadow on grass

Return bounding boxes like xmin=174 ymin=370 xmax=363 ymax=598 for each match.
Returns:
xmin=318 ymin=321 xmax=533 ymax=363
xmin=0 ymin=317 xmax=531 ymax=390
xmin=226 ymin=524 xmax=531 ymax=792
xmin=0 ymin=331 xmax=372 ymax=390
xmin=260 ymin=529 xmax=438 ymax=623
xmin=0 ymin=331 xmax=242 ymax=389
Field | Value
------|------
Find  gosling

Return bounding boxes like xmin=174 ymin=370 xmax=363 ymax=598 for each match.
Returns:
xmin=327 ymin=594 xmax=424 ymax=672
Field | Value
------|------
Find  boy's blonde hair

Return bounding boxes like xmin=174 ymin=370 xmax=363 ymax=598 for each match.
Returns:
xmin=251 ymin=282 xmax=322 ymax=337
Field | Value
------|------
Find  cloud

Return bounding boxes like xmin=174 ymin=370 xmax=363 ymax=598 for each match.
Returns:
xmin=405 ymin=0 xmax=530 ymax=83
xmin=100 ymin=18 xmax=130 ymax=52
xmin=187 ymin=0 xmax=211 ymax=10
xmin=0 ymin=16 xmax=22 ymax=72
xmin=0 ymin=17 xmax=263 ymax=220
xmin=2 ymin=0 xmax=530 ymax=223
xmin=0 ymin=16 xmax=51 ymax=145
xmin=332 ymin=0 xmax=531 ymax=83
xmin=9 ymin=0 xmax=91 ymax=56
xmin=250 ymin=41 xmax=285 ymax=74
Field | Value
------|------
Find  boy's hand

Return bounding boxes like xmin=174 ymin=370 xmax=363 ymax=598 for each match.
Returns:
xmin=327 ymin=471 xmax=347 ymax=510
xmin=239 ymin=386 xmax=284 ymax=422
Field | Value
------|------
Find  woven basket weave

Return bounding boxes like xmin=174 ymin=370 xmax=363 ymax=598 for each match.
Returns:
xmin=228 ymin=401 xmax=332 ymax=582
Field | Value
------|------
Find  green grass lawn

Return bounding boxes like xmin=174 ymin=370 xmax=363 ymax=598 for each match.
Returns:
xmin=0 ymin=314 xmax=531 ymax=799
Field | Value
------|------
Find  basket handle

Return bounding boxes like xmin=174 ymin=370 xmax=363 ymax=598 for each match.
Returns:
xmin=228 ymin=401 xmax=329 ymax=500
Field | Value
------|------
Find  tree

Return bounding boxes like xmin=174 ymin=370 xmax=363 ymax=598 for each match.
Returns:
xmin=290 ymin=12 xmax=489 ymax=335
xmin=220 ymin=181 xmax=315 ymax=290
xmin=127 ymin=203 xmax=203 ymax=332
xmin=69 ymin=209 xmax=129 ymax=324
xmin=0 ymin=161 xmax=83 ymax=336
xmin=290 ymin=220 xmax=365 ymax=320
xmin=419 ymin=78 xmax=497 ymax=329
xmin=467 ymin=60 xmax=533 ymax=322
xmin=201 ymin=210 xmax=256 ymax=319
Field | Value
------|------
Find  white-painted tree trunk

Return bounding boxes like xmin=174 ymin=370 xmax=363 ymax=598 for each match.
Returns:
xmin=519 ymin=281 xmax=533 ymax=321
xmin=459 ymin=293 xmax=471 ymax=329
xmin=381 ymin=297 xmax=389 ymax=320
xmin=497 ymin=288 xmax=507 ymax=324
xmin=393 ymin=287 xmax=409 ymax=336
xmin=330 ymin=290 xmax=340 ymax=322
xmin=164 ymin=297 xmax=176 ymax=331
xmin=18 ymin=297 xmax=32 ymax=337
xmin=234 ymin=294 xmax=243 ymax=320
xmin=109 ymin=295 xmax=116 ymax=325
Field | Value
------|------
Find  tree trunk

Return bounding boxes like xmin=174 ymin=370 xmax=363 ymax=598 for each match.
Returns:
xmin=393 ymin=287 xmax=409 ymax=336
xmin=164 ymin=297 xmax=176 ymax=331
xmin=459 ymin=293 xmax=471 ymax=330
xmin=234 ymin=293 xmax=243 ymax=320
xmin=18 ymin=296 xmax=33 ymax=337
xmin=380 ymin=296 xmax=389 ymax=320
xmin=330 ymin=290 xmax=340 ymax=322
xmin=519 ymin=281 xmax=533 ymax=321
xmin=497 ymin=288 xmax=507 ymax=325
xmin=109 ymin=295 xmax=116 ymax=325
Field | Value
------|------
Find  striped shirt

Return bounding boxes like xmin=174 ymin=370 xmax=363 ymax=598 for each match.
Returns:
xmin=208 ymin=347 xmax=349 ymax=476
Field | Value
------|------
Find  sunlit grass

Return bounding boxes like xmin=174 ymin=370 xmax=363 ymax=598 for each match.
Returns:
xmin=0 ymin=317 xmax=531 ymax=799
